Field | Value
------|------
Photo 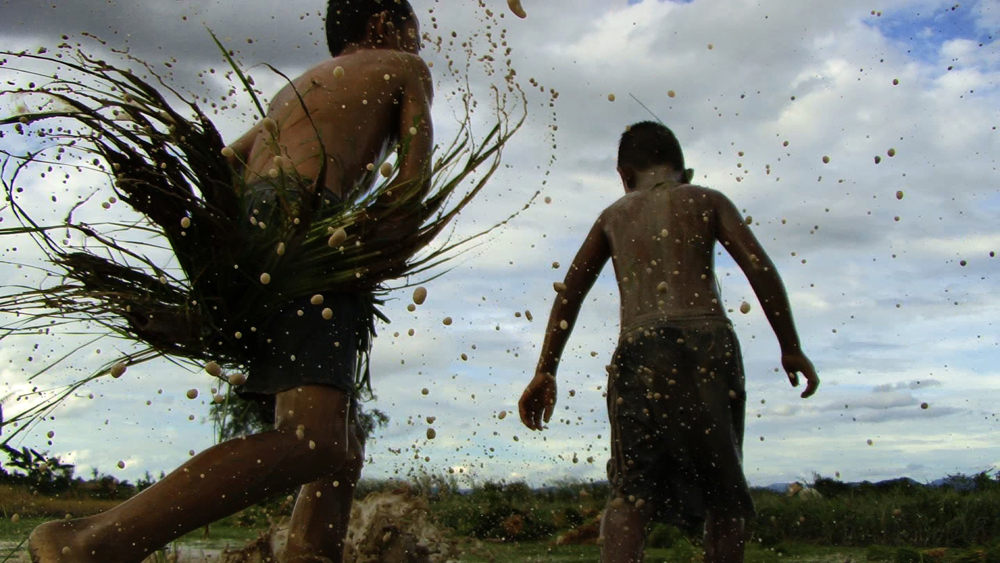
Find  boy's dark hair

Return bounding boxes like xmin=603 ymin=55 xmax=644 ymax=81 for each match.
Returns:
xmin=618 ymin=121 xmax=685 ymax=174
xmin=326 ymin=0 xmax=416 ymax=57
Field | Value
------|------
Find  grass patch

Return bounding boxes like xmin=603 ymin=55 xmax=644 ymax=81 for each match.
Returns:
xmin=454 ymin=541 xmax=866 ymax=563
xmin=0 ymin=485 xmax=121 ymax=519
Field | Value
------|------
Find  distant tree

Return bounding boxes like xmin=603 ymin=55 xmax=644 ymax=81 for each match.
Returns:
xmin=136 ymin=470 xmax=158 ymax=492
xmin=811 ymin=472 xmax=853 ymax=499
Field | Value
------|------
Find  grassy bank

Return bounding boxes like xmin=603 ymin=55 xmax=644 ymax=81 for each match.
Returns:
xmin=3 ymin=473 xmax=1000 ymax=561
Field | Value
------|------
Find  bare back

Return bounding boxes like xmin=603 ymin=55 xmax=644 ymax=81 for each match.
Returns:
xmin=235 ymin=49 xmax=433 ymax=199
xmin=601 ymin=184 xmax=726 ymax=331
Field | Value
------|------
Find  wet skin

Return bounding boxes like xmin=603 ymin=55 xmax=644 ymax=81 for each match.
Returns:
xmin=29 ymin=11 xmax=433 ymax=563
xmin=520 ymin=164 xmax=819 ymax=563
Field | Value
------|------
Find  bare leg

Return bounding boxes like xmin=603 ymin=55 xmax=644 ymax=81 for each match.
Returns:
xmin=704 ymin=512 xmax=745 ymax=563
xmin=282 ymin=403 xmax=365 ymax=563
xmin=600 ymin=500 xmax=651 ymax=563
xmin=29 ymin=385 xmax=352 ymax=563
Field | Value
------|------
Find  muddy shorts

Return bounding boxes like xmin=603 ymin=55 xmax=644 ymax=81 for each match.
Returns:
xmin=606 ymin=317 xmax=756 ymax=530
xmin=238 ymin=182 xmax=368 ymax=399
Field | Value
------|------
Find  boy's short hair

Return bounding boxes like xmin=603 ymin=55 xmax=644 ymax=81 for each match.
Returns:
xmin=326 ymin=0 xmax=416 ymax=57
xmin=618 ymin=121 xmax=685 ymax=174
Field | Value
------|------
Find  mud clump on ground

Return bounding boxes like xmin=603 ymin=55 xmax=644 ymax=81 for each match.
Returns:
xmin=219 ymin=489 xmax=459 ymax=563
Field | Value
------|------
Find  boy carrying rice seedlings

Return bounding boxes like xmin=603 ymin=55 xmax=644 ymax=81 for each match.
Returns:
xmin=29 ymin=1 xmax=431 ymax=561
xmin=519 ymin=121 xmax=820 ymax=563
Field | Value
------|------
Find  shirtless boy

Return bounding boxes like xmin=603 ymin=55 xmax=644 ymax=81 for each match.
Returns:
xmin=519 ymin=121 xmax=819 ymax=563
xmin=29 ymin=1 xmax=432 ymax=562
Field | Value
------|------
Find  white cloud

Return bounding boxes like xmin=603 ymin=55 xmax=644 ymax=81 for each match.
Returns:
xmin=0 ymin=0 xmax=998 ymax=495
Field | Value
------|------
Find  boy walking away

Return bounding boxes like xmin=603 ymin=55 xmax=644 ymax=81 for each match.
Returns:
xmin=519 ymin=121 xmax=819 ymax=563
xmin=29 ymin=1 xmax=431 ymax=562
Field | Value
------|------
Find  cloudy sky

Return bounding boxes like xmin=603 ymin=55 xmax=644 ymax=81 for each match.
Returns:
xmin=1 ymin=0 xmax=998 ymax=495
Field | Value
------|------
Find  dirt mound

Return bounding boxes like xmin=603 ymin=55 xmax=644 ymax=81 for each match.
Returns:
xmin=218 ymin=489 xmax=458 ymax=563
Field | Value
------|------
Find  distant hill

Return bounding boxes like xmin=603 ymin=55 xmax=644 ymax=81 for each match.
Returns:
xmin=760 ymin=475 xmax=982 ymax=493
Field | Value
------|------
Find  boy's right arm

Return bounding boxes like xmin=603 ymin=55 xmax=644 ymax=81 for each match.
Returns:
xmin=713 ymin=190 xmax=820 ymax=398
xmin=374 ymin=56 xmax=434 ymax=213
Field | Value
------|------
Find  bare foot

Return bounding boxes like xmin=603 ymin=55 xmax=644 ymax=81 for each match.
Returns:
xmin=28 ymin=520 xmax=102 ymax=563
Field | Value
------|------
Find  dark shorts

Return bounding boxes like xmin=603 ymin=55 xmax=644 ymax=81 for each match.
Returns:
xmin=607 ymin=317 xmax=755 ymax=530
xmin=238 ymin=182 xmax=367 ymax=399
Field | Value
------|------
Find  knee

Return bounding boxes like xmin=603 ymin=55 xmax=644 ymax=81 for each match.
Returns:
xmin=284 ymin=420 xmax=351 ymax=475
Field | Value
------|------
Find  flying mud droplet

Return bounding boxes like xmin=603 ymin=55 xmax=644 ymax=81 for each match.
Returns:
xmin=544 ymin=196 xmax=552 ymax=204
xmin=887 ymin=148 xmax=897 ymax=157
xmin=525 ymin=310 xmax=534 ymax=322
xmin=892 ymin=78 xmax=899 ymax=86
xmin=117 ymin=460 xmax=126 ymax=469
xmin=920 ymin=402 xmax=929 ymax=410
xmin=426 ymin=416 xmax=436 ymax=424
xmin=667 ymin=90 xmax=676 ymax=98
xmin=896 ymin=190 xmax=904 ymax=200
xmin=461 ymin=353 xmax=468 ymax=361
xmin=657 ymin=281 xmax=668 ymax=293
xmin=498 ymin=410 xmax=507 ymax=420
xmin=442 ymin=317 xmax=453 ymax=326
xmin=380 ymin=162 xmax=393 ymax=178
xmin=186 ymin=389 xmax=199 ymax=400
xmin=205 ymin=361 xmax=222 ymax=377
xmin=421 ymin=388 xmax=430 ymax=396
xmin=260 ymin=273 xmax=271 ymax=285
xmin=822 ymin=156 xmax=830 ymax=164
xmin=426 ymin=428 xmax=437 ymax=440
xmin=213 ymin=394 xmax=225 ymax=403
xmin=559 ymin=320 xmax=569 ymax=330
xmin=221 ymin=146 xmax=235 ymax=158
xmin=262 ymin=118 xmax=278 ymax=134
xmin=10 ymin=514 xmax=19 ymax=523
xmin=180 ymin=217 xmax=191 ymax=229
xmin=409 ymin=126 xmax=418 ymax=136
xmin=740 ymin=301 xmax=752 ymax=314
xmin=327 ymin=227 xmax=347 ymax=248
xmin=276 ymin=242 xmax=286 ymax=256
xmin=553 ymin=282 xmax=567 ymax=293
xmin=311 ymin=294 xmax=325 ymax=306
xmin=111 ymin=362 xmax=127 ymax=378
xmin=412 ymin=286 xmax=428 ymax=305
xmin=322 ymin=308 xmax=334 ymax=320
xmin=333 ymin=66 xmax=345 ymax=78
xmin=507 ymin=0 xmax=527 ymax=19
xmin=228 ymin=372 xmax=247 ymax=386
xmin=407 ymin=304 xmax=416 ymax=312
xmin=867 ymin=439 xmax=874 ymax=446
xmin=551 ymin=262 xmax=561 ymax=269
xmin=608 ymin=93 xmax=616 ymax=102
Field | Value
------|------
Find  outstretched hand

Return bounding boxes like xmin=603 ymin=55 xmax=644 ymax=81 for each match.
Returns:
xmin=782 ymin=353 xmax=819 ymax=398
xmin=519 ymin=372 xmax=556 ymax=431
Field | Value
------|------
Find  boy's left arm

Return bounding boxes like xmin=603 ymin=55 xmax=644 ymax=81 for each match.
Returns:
xmin=519 ymin=215 xmax=611 ymax=431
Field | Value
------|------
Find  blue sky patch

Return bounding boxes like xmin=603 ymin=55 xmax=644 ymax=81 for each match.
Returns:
xmin=867 ymin=3 xmax=994 ymax=65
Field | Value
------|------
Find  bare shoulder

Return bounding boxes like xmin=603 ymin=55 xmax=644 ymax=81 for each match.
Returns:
xmin=386 ymin=52 xmax=433 ymax=97
xmin=681 ymin=184 xmax=738 ymax=212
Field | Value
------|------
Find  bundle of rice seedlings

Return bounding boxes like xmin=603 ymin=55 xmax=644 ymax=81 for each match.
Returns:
xmin=0 ymin=36 xmax=528 ymax=444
